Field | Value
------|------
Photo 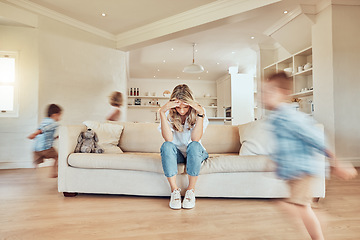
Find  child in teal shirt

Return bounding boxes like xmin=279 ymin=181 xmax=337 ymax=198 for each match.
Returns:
xmin=28 ymin=104 xmax=62 ymax=177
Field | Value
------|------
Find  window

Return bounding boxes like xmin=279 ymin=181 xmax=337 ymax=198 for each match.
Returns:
xmin=0 ymin=52 xmax=18 ymax=117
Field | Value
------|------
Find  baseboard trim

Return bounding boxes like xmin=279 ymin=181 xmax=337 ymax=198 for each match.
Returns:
xmin=338 ymin=158 xmax=360 ymax=167
xmin=0 ymin=162 xmax=33 ymax=169
xmin=0 ymin=159 xmax=55 ymax=169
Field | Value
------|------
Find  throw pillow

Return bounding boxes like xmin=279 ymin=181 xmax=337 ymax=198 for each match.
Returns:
xmin=83 ymin=120 xmax=124 ymax=154
xmin=238 ymin=119 xmax=274 ymax=156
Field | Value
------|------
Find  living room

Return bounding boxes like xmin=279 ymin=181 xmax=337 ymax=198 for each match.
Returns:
xmin=0 ymin=0 xmax=360 ymax=239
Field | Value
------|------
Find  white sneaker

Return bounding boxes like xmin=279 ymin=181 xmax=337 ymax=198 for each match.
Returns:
xmin=182 ymin=189 xmax=196 ymax=209
xmin=169 ymin=188 xmax=181 ymax=210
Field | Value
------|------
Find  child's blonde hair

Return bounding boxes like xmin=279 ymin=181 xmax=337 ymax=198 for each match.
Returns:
xmin=168 ymin=84 xmax=199 ymax=132
xmin=109 ymin=91 xmax=123 ymax=107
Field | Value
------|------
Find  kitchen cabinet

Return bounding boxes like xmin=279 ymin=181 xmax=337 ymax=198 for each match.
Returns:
xmin=216 ymin=74 xmax=254 ymax=125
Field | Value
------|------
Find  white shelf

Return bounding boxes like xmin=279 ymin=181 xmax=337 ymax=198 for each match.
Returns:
xmin=128 ymin=105 xmax=160 ymax=108
xmin=295 ymin=46 xmax=312 ymax=56
xmin=290 ymin=90 xmax=313 ymax=98
xmin=293 ymin=68 xmax=312 ymax=76
xmin=128 ymin=96 xmax=168 ymax=99
xmin=263 ymin=63 xmax=276 ymax=70
xmin=196 ymin=97 xmax=217 ymax=100
xmin=128 ymin=105 xmax=217 ymax=109
xmin=128 ymin=96 xmax=217 ymax=100
xmin=208 ymin=117 xmax=233 ymax=120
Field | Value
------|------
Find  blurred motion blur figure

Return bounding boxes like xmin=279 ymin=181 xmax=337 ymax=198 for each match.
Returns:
xmin=28 ymin=104 xmax=62 ymax=178
xmin=106 ymin=91 xmax=123 ymax=121
xmin=263 ymin=72 xmax=357 ymax=240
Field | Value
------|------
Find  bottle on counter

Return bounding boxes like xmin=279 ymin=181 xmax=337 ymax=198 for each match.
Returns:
xmin=137 ymin=88 xmax=139 ymax=96
xmin=130 ymin=88 xmax=133 ymax=96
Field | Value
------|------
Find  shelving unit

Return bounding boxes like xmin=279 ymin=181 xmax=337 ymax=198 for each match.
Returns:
xmin=208 ymin=117 xmax=232 ymax=120
xmin=128 ymin=105 xmax=160 ymax=108
xmin=127 ymin=95 xmax=219 ymax=120
xmin=128 ymin=95 xmax=218 ymax=100
xmin=128 ymin=95 xmax=168 ymax=99
xmin=263 ymin=46 xmax=313 ymax=114
xmin=128 ymin=105 xmax=218 ymax=109
xmin=290 ymin=89 xmax=313 ymax=98
xmin=253 ymin=76 xmax=259 ymax=120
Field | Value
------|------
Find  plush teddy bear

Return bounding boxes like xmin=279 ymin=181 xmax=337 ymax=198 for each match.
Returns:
xmin=74 ymin=128 xmax=104 ymax=153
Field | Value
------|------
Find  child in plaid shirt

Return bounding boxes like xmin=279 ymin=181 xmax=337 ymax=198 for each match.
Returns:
xmin=263 ymin=72 xmax=357 ymax=240
xmin=28 ymin=104 xmax=62 ymax=178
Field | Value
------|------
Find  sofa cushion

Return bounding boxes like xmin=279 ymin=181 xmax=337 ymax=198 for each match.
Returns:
xmin=238 ymin=119 xmax=274 ymax=156
xmin=83 ymin=121 xmax=124 ymax=154
xmin=200 ymin=154 xmax=276 ymax=174
xmin=202 ymin=125 xmax=241 ymax=154
xmin=118 ymin=122 xmax=164 ymax=153
xmin=68 ymin=152 xmax=185 ymax=174
xmin=68 ymin=152 xmax=275 ymax=175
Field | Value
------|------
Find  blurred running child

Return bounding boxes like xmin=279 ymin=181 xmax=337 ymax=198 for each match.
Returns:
xmin=28 ymin=104 xmax=62 ymax=178
xmin=106 ymin=91 xmax=123 ymax=121
xmin=263 ymin=72 xmax=357 ymax=240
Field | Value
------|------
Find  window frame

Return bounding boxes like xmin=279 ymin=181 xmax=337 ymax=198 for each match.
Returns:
xmin=0 ymin=51 xmax=19 ymax=118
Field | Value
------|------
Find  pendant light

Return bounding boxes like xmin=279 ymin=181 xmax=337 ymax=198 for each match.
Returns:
xmin=183 ymin=43 xmax=204 ymax=73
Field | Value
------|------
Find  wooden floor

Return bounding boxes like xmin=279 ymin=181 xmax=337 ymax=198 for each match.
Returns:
xmin=0 ymin=168 xmax=359 ymax=240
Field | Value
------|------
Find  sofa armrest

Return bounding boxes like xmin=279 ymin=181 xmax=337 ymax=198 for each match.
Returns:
xmin=58 ymin=125 xmax=85 ymax=178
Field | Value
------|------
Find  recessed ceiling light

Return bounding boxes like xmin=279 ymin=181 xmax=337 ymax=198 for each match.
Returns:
xmin=157 ymin=69 xmax=160 ymax=72
xmin=177 ymin=77 xmax=180 ymax=79
xmin=198 ymin=77 xmax=201 ymax=79
xmin=101 ymin=13 xmax=106 ymax=17
xmin=284 ymin=10 xmax=288 ymax=14
xmin=171 ymin=48 xmax=174 ymax=51
xmin=163 ymin=60 xmax=166 ymax=63
xmin=206 ymin=71 xmax=209 ymax=73
xmin=231 ymin=51 xmax=236 ymax=54
xmin=251 ymin=36 xmax=255 ymax=39
xmin=153 ymin=76 xmax=156 ymax=78
xmin=216 ymin=62 xmax=220 ymax=65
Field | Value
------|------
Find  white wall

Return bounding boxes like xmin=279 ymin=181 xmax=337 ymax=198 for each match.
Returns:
xmin=231 ymin=74 xmax=254 ymax=125
xmin=332 ymin=5 xmax=360 ymax=163
xmin=0 ymin=25 xmax=39 ymax=168
xmin=312 ymin=6 xmax=335 ymax=149
xmin=275 ymin=46 xmax=291 ymax=62
xmin=38 ymin=17 xmax=127 ymax=125
xmin=0 ymin=10 xmax=127 ymax=169
xmin=257 ymin=47 xmax=277 ymax=119
xmin=312 ymin=4 xmax=360 ymax=165
xmin=127 ymin=78 xmax=217 ymax=123
xmin=216 ymin=75 xmax=231 ymax=118
xmin=271 ymin=14 xmax=312 ymax=56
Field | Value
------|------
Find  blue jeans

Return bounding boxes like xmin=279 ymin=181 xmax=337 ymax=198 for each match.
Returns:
xmin=160 ymin=141 xmax=209 ymax=178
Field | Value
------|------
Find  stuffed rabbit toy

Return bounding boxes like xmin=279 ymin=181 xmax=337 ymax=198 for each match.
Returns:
xmin=74 ymin=128 xmax=104 ymax=153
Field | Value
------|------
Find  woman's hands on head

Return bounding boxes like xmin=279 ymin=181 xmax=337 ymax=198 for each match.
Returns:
xmin=160 ymin=100 xmax=181 ymax=114
xmin=160 ymin=99 xmax=204 ymax=115
xmin=186 ymin=101 xmax=204 ymax=115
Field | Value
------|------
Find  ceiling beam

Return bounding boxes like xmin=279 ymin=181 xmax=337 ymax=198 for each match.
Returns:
xmin=116 ymin=0 xmax=281 ymax=51
xmin=5 ymin=0 xmax=116 ymax=41
xmin=0 ymin=1 xmax=37 ymax=28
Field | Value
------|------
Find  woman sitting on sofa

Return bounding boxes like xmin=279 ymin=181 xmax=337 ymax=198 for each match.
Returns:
xmin=158 ymin=84 xmax=209 ymax=210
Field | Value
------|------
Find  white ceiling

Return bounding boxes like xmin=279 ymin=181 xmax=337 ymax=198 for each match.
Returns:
xmin=26 ymin=0 xmax=217 ymax=34
xmin=6 ymin=0 xmax=324 ymax=81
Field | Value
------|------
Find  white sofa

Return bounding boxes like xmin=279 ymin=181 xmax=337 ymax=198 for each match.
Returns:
xmin=58 ymin=121 xmax=325 ymax=198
